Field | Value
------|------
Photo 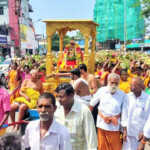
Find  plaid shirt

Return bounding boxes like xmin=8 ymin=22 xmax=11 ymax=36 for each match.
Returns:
xmin=55 ymin=99 xmax=97 ymax=150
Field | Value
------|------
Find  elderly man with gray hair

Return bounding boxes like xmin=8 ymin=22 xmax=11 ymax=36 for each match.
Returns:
xmin=89 ymin=73 xmax=128 ymax=150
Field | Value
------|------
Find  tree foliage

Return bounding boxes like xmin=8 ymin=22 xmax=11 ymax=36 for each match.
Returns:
xmin=142 ymin=0 xmax=150 ymax=18
xmin=75 ymin=31 xmax=84 ymax=40
xmin=52 ymin=33 xmax=71 ymax=51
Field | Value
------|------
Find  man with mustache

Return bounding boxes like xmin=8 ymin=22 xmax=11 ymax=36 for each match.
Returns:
xmin=89 ymin=73 xmax=128 ymax=150
xmin=55 ymin=83 xmax=97 ymax=150
xmin=23 ymin=93 xmax=72 ymax=150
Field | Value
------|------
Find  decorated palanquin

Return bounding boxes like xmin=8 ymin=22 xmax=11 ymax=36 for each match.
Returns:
xmin=43 ymin=19 xmax=98 ymax=92
xmin=58 ymin=41 xmax=83 ymax=71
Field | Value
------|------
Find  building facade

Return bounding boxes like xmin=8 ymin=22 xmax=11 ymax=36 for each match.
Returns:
xmin=0 ymin=0 xmax=9 ymax=24
xmin=6 ymin=0 xmax=36 ymax=57
xmin=8 ymin=0 xmax=21 ymax=56
xmin=20 ymin=0 xmax=37 ymax=55
xmin=0 ymin=0 xmax=11 ymax=57
xmin=94 ymin=0 xmax=145 ymax=44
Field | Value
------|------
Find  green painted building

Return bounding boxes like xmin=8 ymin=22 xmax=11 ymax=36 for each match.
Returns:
xmin=94 ymin=0 xmax=145 ymax=42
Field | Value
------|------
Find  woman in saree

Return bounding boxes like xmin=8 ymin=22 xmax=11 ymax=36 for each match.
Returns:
xmin=8 ymin=63 xmax=23 ymax=104
xmin=10 ymin=69 xmax=43 ymax=130
xmin=8 ymin=63 xmax=19 ymax=92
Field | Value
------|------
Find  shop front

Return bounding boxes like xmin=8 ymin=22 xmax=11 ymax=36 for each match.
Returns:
xmin=0 ymin=35 xmax=10 ymax=58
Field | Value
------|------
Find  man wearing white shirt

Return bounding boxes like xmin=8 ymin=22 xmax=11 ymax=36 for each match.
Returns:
xmin=122 ymin=77 xmax=150 ymax=150
xmin=89 ymin=73 xmax=127 ymax=150
xmin=55 ymin=83 xmax=97 ymax=150
xmin=23 ymin=93 xmax=72 ymax=150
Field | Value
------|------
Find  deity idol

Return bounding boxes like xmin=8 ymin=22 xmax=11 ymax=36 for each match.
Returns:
xmin=58 ymin=40 xmax=83 ymax=71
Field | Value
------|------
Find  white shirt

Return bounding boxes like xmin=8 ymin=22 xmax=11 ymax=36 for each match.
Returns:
xmin=125 ymin=91 xmax=150 ymax=139
xmin=55 ymin=99 xmax=97 ymax=150
xmin=90 ymin=86 xmax=128 ymax=131
xmin=23 ymin=119 xmax=72 ymax=150
xmin=144 ymin=113 xmax=150 ymax=138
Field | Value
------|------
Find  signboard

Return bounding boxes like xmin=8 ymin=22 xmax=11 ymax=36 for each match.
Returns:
xmin=0 ymin=35 xmax=7 ymax=44
xmin=20 ymin=24 xmax=37 ymax=49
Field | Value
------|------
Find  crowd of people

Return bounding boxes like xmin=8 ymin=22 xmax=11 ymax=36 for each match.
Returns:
xmin=0 ymin=54 xmax=150 ymax=150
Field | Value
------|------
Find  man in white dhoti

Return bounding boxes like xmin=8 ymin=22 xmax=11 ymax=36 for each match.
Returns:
xmin=89 ymin=73 xmax=128 ymax=150
xmin=122 ymin=77 xmax=150 ymax=150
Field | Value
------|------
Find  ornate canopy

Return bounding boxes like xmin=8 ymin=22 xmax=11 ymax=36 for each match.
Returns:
xmin=43 ymin=19 xmax=99 ymax=75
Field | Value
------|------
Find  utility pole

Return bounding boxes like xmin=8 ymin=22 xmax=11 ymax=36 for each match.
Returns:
xmin=18 ymin=0 xmax=21 ymax=57
xmin=124 ymin=0 xmax=127 ymax=51
xmin=14 ymin=0 xmax=21 ymax=56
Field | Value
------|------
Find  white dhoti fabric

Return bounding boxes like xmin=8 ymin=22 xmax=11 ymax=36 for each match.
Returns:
xmin=122 ymin=136 xmax=140 ymax=150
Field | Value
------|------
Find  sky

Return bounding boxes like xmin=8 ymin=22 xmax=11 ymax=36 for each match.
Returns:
xmin=30 ymin=0 xmax=96 ymax=35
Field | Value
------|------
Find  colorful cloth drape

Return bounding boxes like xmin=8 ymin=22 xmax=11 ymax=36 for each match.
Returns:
xmin=8 ymin=70 xmax=18 ymax=91
xmin=14 ymin=88 xmax=40 ymax=109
